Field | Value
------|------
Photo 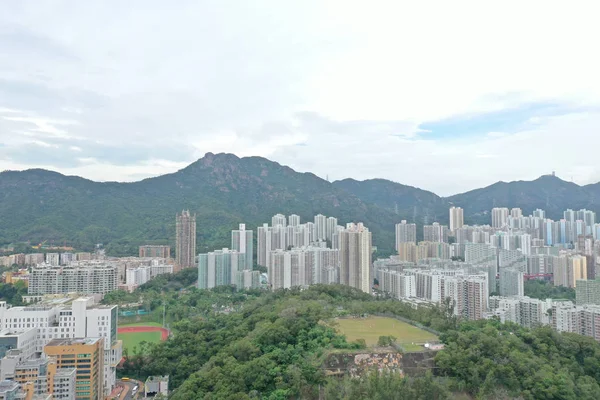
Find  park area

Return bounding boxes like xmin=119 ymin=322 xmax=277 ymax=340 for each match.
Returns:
xmin=335 ymin=316 xmax=438 ymax=351
xmin=117 ymin=322 xmax=169 ymax=354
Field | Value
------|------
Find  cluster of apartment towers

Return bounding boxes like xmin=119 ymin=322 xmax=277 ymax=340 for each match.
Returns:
xmin=378 ymin=206 xmax=600 ymax=331
xmin=193 ymin=213 xmax=373 ymax=294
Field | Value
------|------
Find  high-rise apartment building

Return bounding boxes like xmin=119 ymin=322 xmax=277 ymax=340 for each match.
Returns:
xmin=510 ymin=208 xmax=523 ymax=218
xmin=231 ymin=224 xmax=253 ymax=270
xmin=449 ymin=207 xmax=464 ymax=232
xmin=257 ymin=223 xmax=271 ymax=267
xmin=44 ymin=338 xmax=104 ymax=400
xmin=444 ymin=274 xmax=488 ymax=320
xmin=397 ymin=242 xmax=417 ymax=263
xmin=198 ymin=248 xmax=246 ymax=290
xmin=288 ymin=214 xmax=301 ymax=227
xmin=326 ymin=217 xmax=338 ymax=242
xmin=138 ymin=245 xmax=171 ymax=259
xmin=176 ymin=210 xmax=196 ymax=269
xmin=499 ymin=268 xmax=524 ymax=297
xmin=395 ymin=220 xmax=417 ymax=250
xmin=578 ymin=209 xmax=596 ymax=231
xmin=271 ymin=214 xmax=286 ymax=228
xmin=554 ymin=253 xmax=587 ymax=288
xmin=417 ymin=241 xmax=451 ymax=261
xmin=576 ymin=278 xmax=600 ymax=305
xmin=564 ymin=209 xmax=576 ymax=224
xmin=423 ymin=223 xmax=449 ymax=243
xmin=314 ymin=214 xmax=327 ymax=241
xmin=266 ymin=246 xmax=339 ymax=290
xmin=533 ymin=209 xmax=546 ymax=219
xmin=491 ymin=208 xmax=509 ymax=229
xmin=339 ymin=223 xmax=372 ymax=293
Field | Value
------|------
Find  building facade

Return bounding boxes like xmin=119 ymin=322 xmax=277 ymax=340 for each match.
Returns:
xmin=176 ymin=210 xmax=196 ymax=269
xmin=138 ymin=245 xmax=171 ymax=259
xmin=339 ymin=223 xmax=372 ymax=293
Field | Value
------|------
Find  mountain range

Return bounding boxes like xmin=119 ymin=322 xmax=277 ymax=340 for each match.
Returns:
xmin=1 ymin=152 xmax=599 ymax=256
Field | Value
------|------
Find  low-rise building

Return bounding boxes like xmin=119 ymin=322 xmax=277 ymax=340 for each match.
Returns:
xmin=145 ymin=375 xmax=169 ymax=397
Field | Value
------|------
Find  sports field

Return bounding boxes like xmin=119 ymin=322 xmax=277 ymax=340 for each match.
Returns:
xmin=118 ymin=322 xmax=168 ymax=354
xmin=335 ymin=316 xmax=437 ymax=350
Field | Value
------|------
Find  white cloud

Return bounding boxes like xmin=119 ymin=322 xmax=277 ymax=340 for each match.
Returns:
xmin=0 ymin=0 xmax=599 ymax=195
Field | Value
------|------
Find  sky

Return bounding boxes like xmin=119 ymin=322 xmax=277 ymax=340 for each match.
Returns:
xmin=1 ymin=0 xmax=599 ymax=196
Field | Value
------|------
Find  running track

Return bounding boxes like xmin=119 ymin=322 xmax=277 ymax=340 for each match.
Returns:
xmin=118 ymin=326 xmax=169 ymax=341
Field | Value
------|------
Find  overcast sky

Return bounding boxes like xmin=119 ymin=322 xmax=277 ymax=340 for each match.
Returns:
xmin=1 ymin=1 xmax=599 ymax=196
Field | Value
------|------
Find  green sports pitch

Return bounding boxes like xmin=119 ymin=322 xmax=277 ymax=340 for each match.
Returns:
xmin=335 ymin=316 xmax=437 ymax=350
xmin=118 ymin=322 xmax=165 ymax=354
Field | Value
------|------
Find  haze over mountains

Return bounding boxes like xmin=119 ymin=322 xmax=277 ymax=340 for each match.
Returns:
xmin=1 ymin=152 xmax=598 ymax=256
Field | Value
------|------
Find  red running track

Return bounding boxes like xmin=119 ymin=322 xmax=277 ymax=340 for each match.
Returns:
xmin=118 ymin=326 xmax=169 ymax=341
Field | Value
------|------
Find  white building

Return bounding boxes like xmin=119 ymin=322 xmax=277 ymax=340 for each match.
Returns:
xmin=29 ymin=262 xmax=118 ymax=295
xmin=499 ymin=268 xmax=524 ymax=297
xmin=339 ymin=223 xmax=372 ymax=293
xmin=288 ymin=214 xmax=301 ymax=227
xmin=231 ymin=224 xmax=254 ymax=271
xmin=0 ymin=298 xmax=121 ymax=396
xmin=198 ymin=249 xmax=246 ymax=290
xmin=326 ymin=217 xmax=338 ymax=242
xmin=449 ymin=207 xmax=464 ymax=233
xmin=395 ymin=220 xmax=417 ymax=250
xmin=125 ymin=262 xmax=173 ymax=289
xmin=488 ymin=296 xmax=552 ymax=328
xmin=45 ymin=253 xmax=60 ymax=267
xmin=491 ymin=208 xmax=509 ymax=229
xmin=423 ymin=223 xmax=449 ymax=243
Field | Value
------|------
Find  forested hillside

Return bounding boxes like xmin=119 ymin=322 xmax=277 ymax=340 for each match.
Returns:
xmin=108 ymin=271 xmax=600 ymax=399
xmin=0 ymin=153 xmax=398 ymax=256
xmin=4 ymin=153 xmax=600 ymax=258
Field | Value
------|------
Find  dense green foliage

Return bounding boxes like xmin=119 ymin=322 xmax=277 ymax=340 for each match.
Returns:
xmin=115 ymin=283 xmax=457 ymax=399
xmin=106 ymin=271 xmax=600 ymax=399
xmin=332 ymin=178 xmax=450 ymax=230
xmin=436 ymin=319 xmax=600 ymax=399
xmin=0 ymin=280 xmax=27 ymax=305
xmin=524 ymin=279 xmax=576 ymax=301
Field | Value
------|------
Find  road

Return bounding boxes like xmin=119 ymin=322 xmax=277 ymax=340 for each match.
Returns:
xmin=117 ymin=379 xmax=141 ymax=400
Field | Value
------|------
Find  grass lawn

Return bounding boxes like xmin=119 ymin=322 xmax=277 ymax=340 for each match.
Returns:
xmin=335 ymin=317 xmax=438 ymax=349
xmin=118 ymin=329 xmax=163 ymax=354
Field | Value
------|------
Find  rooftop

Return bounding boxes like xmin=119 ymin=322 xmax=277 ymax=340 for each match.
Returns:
xmin=0 ymin=328 xmax=37 ymax=337
xmin=0 ymin=380 xmax=19 ymax=392
xmin=145 ymin=375 xmax=169 ymax=383
xmin=46 ymin=337 xmax=102 ymax=347
xmin=55 ymin=367 xmax=76 ymax=377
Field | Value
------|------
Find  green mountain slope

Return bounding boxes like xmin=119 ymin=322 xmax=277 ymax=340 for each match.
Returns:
xmin=2 ymin=155 xmax=600 ymax=257
xmin=446 ymin=174 xmax=596 ymax=223
xmin=0 ymin=153 xmax=399 ymax=255
xmin=333 ymin=178 xmax=450 ymax=225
